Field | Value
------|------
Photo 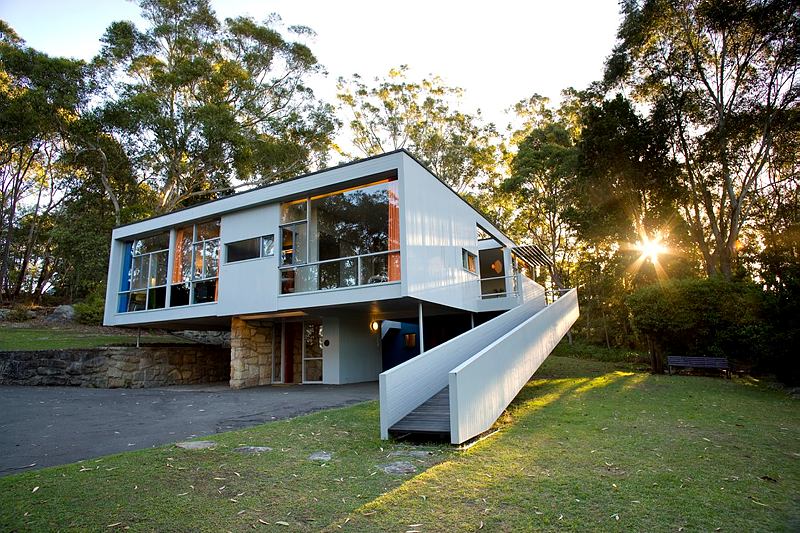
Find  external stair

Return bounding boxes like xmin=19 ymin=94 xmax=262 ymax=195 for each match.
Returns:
xmin=380 ymin=287 xmax=579 ymax=444
xmin=388 ymin=386 xmax=450 ymax=437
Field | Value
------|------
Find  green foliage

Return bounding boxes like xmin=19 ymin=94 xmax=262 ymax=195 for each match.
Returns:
xmin=552 ymin=338 xmax=649 ymax=366
xmin=570 ymin=94 xmax=681 ymax=246
xmin=504 ymin=111 xmax=579 ymax=288
xmin=3 ymin=305 xmax=33 ymax=322
xmin=73 ymin=289 xmax=105 ymax=325
xmin=337 ymin=66 xmax=500 ymax=193
xmin=605 ymin=0 xmax=799 ymax=278
xmin=96 ymin=0 xmax=337 ymax=212
xmin=627 ymin=278 xmax=772 ymax=364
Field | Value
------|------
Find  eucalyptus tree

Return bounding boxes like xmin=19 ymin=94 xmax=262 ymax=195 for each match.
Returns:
xmin=96 ymin=0 xmax=337 ymax=212
xmin=337 ymin=66 xmax=500 ymax=193
xmin=604 ymin=0 xmax=799 ymax=278
xmin=505 ymin=111 xmax=579 ymax=289
xmin=0 ymin=21 xmax=90 ymax=300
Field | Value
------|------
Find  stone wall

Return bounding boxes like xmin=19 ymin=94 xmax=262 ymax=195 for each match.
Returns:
xmin=230 ymin=317 xmax=274 ymax=389
xmin=0 ymin=345 xmax=229 ymax=388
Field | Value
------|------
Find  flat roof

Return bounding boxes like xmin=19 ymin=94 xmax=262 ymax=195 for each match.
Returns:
xmin=113 ymin=149 xmax=517 ymax=246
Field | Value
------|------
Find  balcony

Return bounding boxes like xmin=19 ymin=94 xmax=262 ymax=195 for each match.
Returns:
xmin=280 ymin=250 xmax=400 ymax=294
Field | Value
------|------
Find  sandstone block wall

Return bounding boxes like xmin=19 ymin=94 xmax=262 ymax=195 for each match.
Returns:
xmin=0 ymin=345 xmax=229 ymax=388
xmin=230 ymin=317 xmax=274 ymax=389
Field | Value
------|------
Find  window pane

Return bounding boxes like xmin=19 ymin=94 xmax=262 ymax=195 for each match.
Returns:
xmin=293 ymin=224 xmax=307 ymax=264
xmin=170 ymin=284 xmax=190 ymax=306
xmin=304 ymin=322 xmax=323 ymax=357
xmin=130 ymin=256 xmax=148 ymax=290
xmin=196 ymin=220 xmax=220 ymax=240
xmin=360 ymin=254 xmax=388 ymax=284
xmin=388 ymin=252 xmax=401 ymax=281
xmin=204 ymin=240 xmax=220 ymax=278
xmin=127 ymin=290 xmax=147 ymax=312
xmin=227 ymin=238 xmax=260 ymax=262
xmin=281 ymin=223 xmax=307 ymax=265
xmin=281 ymin=227 xmax=294 ymax=265
xmin=303 ymin=358 xmax=322 ymax=382
xmin=319 ymin=258 xmax=357 ymax=290
xmin=462 ymin=249 xmax=476 ymax=273
xmin=262 ymin=234 xmax=275 ymax=256
xmin=147 ymin=287 xmax=166 ymax=309
xmin=193 ymin=279 xmax=217 ymax=304
xmin=311 ymin=180 xmax=392 ymax=261
xmin=174 ymin=227 xmax=193 ymax=284
xmin=151 ymin=251 xmax=168 ymax=286
xmin=281 ymin=200 xmax=307 ymax=223
xmin=193 ymin=243 xmax=204 ymax=279
xmin=132 ymin=232 xmax=169 ymax=255
xmin=281 ymin=269 xmax=296 ymax=294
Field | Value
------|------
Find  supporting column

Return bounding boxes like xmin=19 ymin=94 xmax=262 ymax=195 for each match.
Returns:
xmin=470 ymin=313 xmax=475 ymax=329
xmin=418 ymin=302 xmax=425 ymax=353
xmin=230 ymin=317 xmax=274 ymax=389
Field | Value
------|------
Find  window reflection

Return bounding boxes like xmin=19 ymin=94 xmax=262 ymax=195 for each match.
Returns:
xmin=279 ymin=177 xmax=400 ymax=295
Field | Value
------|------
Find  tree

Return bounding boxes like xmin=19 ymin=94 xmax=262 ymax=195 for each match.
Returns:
xmin=96 ymin=0 xmax=337 ymax=213
xmin=504 ymin=97 xmax=580 ymax=289
xmin=570 ymin=94 xmax=683 ymax=249
xmin=337 ymin=66 xmax=500 ymax=193
xmin=605 ymin=0 xmax=799 ymax=278
xmin=0 ymin=21 xmax=90 ymax=301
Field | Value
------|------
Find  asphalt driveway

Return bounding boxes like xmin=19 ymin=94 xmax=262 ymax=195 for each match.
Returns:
xmin=0 ymin=382 xmax=377 ymax=476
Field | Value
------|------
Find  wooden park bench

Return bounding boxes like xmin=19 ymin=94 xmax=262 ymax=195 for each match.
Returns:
xmin=667 ymin=356 xmax=731 ymax=378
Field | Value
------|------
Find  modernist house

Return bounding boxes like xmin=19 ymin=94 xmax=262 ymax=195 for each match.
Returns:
xmin=104 ymin=150 xmax=579 ymax=443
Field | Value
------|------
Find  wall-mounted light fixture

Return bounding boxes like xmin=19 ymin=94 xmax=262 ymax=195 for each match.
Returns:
xmin=491 ymin=259 xmax=503 ymax=274
xmin=404 ymin=333 xmax=417 ymax=348
xmin=370 ymin=320 xmax=380 ymax=333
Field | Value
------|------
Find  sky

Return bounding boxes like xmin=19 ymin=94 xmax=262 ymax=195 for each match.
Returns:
xmin=0 ymin=0 xmax=622 ymax=137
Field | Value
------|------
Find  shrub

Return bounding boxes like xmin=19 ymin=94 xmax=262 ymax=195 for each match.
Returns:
xmin=74 ymin=290 xmax=106 ymax=325
xmin=627 ymin=278 xmax=772 ymax=373
xmin=4 ymin=305 xmax=35 ymax=322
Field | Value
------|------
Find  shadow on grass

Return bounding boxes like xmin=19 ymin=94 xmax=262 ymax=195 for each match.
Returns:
xmin=328 ymin=360 xmax=644 ymax=531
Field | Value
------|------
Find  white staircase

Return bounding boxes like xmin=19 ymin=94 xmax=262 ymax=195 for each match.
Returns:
xmin=381 ymin=288 xmax=579 ymax=444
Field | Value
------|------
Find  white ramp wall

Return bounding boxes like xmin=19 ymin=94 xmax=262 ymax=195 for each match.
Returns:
xmin=448 ymin=289 xmax=579 ymax=444
xmin=379 ymin=286 xmax=547 ymax=439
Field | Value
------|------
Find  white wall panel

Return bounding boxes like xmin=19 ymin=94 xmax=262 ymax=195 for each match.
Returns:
xmin=399 ymin=157 xmax=512 ymax=310
xmin=337 ymin=313 xmax=382 ymax=383
xmin=448 ymin=289 xmax=579 ymax=444
xmin=217 ymin=204 xmax=279 ymax=316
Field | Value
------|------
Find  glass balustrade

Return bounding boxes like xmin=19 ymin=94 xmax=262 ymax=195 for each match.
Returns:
xmin=280 ymin=251 xmax=400 ymax=294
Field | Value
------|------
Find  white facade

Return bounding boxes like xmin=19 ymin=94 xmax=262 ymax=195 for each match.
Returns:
xmin=103 ymin=150 xmax=542 ymax=386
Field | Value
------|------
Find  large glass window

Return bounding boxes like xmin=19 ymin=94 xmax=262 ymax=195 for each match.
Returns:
xmin=171 ymin=220 xmax=220 ymax=306
xmin=279 ymin=177 xmax=400 ymax=294
xmin=118 ymin=233 xmax=169 ymax=312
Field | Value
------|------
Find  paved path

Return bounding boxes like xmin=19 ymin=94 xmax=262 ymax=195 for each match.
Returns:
xmin=0 ymin=382 xmax=377 ymax=476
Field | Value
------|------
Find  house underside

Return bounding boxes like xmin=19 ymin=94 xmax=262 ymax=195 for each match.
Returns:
xmin=118 ymin=297 xmax=507 ymax=388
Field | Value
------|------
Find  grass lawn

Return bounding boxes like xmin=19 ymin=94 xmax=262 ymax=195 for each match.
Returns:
xmin=1 ymin=355 xmax=798 ymax=531
xmin=0 ymin=326 xmax=190 ymax=350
